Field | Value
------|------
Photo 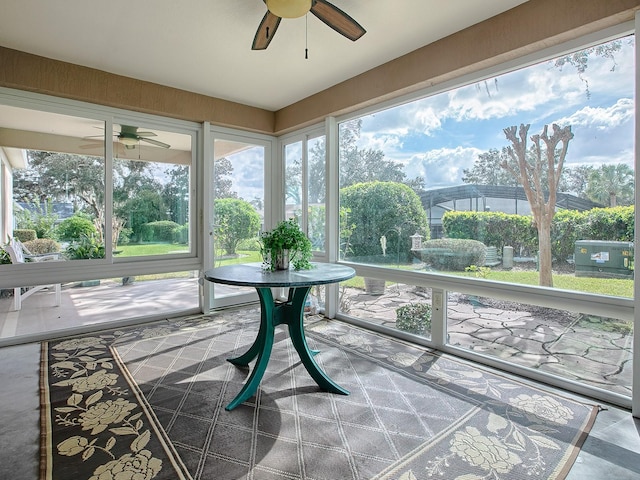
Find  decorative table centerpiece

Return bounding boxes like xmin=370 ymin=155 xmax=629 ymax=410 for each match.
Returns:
xmin=260 ymin=219 xmax=312 ymax=271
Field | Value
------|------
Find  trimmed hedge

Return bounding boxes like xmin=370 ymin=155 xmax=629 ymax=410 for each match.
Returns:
xmin=442 ymin=211 xmax=536 ymax=256
xmin=443 ymin=206 xmax=634 ymax=263
xmin=416 ymin=238 xmax=486 ymax=271
xmin=13 ymin=229 xmax=37 ymax=242
xmin=140 ymin=221 xmax=181 ymax=242
xmin=23 ymin=238 xmax=61 ymax=255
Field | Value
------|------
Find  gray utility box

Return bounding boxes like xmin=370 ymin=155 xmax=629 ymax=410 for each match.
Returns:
xmin=574 ymin=240 xmax=634 ymax=278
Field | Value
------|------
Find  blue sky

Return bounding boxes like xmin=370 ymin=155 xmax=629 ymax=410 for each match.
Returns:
xmin=356 ymin=35 xmax=635 ymax=190
xmin=227 ymin=35 xmax=634 ymax=200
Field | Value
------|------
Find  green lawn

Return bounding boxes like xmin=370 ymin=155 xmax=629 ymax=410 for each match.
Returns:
xmin=453 ymin=269 xmax=632 ymax=297
xmin=117 ymin=243 xmax=189 ymax=256
xmin=116 ymin=246 xmax=633 ymax=297
xmin=342 ymin=265 xmax=633 ymax=298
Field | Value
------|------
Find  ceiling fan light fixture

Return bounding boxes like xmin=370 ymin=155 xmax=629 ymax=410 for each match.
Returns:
xmin=119 ymin=136 xmax=138 ymax=146
xmin=266 ymin=0 xmax=311 ymax=18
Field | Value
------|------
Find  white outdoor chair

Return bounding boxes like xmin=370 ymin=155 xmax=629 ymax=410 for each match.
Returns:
xmin=5 ymin=239 xmax=62 ymax=311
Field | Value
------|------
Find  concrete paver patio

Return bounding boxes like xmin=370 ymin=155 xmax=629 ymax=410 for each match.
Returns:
xmin=344 ymin=283 xmax=633 ymax=397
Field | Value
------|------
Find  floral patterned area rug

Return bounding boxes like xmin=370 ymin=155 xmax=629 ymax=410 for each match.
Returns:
xmin=40 ymin=308 xmax=598 ymax=480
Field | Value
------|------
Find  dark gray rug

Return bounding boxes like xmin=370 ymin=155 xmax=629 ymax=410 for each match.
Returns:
xmin=41 ymin=307 xmax=597 ymax=479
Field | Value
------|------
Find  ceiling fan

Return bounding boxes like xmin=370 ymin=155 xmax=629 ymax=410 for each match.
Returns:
xmin=252 ymin=0 xmax=366 ymax=50
xmin=84 ymin=125 xmax=171 ymax=150
xmin=114 ymin=125 xmax=170 ymax=149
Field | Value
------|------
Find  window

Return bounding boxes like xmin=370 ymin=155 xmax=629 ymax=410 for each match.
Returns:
xmin=336 ymin=34 xmax=635 ymax=402
xmin=0 ymin=101 xmax=200 ymax=340
xmin=111 ymin=123 xmax=192 ymax=258
xmin=284 ymin=132 xmax=326 ymax=253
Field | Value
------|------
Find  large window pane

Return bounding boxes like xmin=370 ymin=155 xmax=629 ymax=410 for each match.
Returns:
xmin=285 ymin=134 xmax=327 ymax=252
xmin=0 ymin=104 xmax=200 ymax=340
xmin=340 ymin=276 xmax=432 ymax=340
xmin=0 ymin=106 xmax=106 ymax=260
xmin=447 ymin=293 xmax=632 ymax=396
xmin=336 ymin=34 xmax=634 ymax=403
xmin=112 ymin=123 xmax=192 ymax=258
xmin=339 ymin=35 xmax=635 ymax=298
xmin=308 ymin=135 xmax=326 ymax=252
xmin=212 ymin=137 xmax=265 ymax=305
xmin=0 ymin=271 xmax=198 ymax=338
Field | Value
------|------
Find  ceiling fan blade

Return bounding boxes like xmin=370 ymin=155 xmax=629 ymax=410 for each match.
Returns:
xmin=252 ymin=11 xmax=282 ymax=50
xmin=80 ymin=140 xmax=104 ymax=149
xmin=140 ymin=137 xmax=171 ymax=149
xmin=134 ymin=131 xmax=157 ymax=138
xmin=310 ymin=0 xmax=365 ymax=41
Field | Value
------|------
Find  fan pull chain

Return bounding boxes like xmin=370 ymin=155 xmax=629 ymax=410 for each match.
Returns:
xmin=305 ymin=13 xmax=308 ymax=59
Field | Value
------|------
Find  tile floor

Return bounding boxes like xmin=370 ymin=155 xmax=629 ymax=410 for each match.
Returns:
xmin=1 ymin=321 xmax=640 ymax=479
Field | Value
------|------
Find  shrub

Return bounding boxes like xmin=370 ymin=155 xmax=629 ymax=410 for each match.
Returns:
xmin=13 ymin=229 xmax=37 ymax=242
xmin=583 ymin=206 xmax=634 ymax=242
xmin=141 ymin=220 xmax=181 ymax=242
xmin=340 ymin=181 xmax=429 ymax=261
xmin=396 ymin=303 xmax=432 ymax=335
xmin=173 ymin=224 xmax=189 ymax=244
xmin=443 ymin=207 xmax=636 ymax=263
xmin=23 ymin=238 xmax=61 ymax=255
xmin=443 ymin=211 xmax=537 ymax=256
xmin=551 ymin=209 xmax=587 ymax=263
xmin=65 ymin=235 xmax=105 ymax=260
xmin=417 ymin=238 xmax=486 ymax=271
xmin=56 ymin=214 xmax=97 ymax=241
xmin=214 ymin=198 xmax=261 ymax=255
xmin=14 ymin=201 xmax=58 ymax=239
xmin=0 ymin=247 xmax=10 ymax=264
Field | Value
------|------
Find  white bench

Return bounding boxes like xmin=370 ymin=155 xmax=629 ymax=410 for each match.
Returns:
xmin=4 ymin=239 xmax=62 ymax=311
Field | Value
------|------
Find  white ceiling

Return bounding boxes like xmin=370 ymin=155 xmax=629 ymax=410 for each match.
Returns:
xmin=1 ymin=1 xmax=528 ymax=111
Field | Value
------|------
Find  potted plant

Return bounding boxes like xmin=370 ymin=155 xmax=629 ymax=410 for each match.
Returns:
xmin=260 ymin=219 xmax=312 ymax=271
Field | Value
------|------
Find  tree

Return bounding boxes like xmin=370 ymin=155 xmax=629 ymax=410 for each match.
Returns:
xmin=163 ymin=165 xmax=190 ymax=225
xmin=305 ymin=120 xmax=419 ymax=203
xmin=340 ymin=181 xmax=429 ymax=261
xmin=585 ymin=163 xmax=634 ymax=207
xmin=214 ymin=198 xmax=261 ymax=255
xmin=214 ymin=157 xmax=237 ymax=199
xmin=13 ymin=151 xmax=105 ymax=214
xmin=502 ymin=124 xmax=574 ymax=287
xmin=562 ymin=165 xmax=594 ymax=199
xmin=554 ymin=39 xmax=623 ymax=99
xmin=116 ymin=190 xmax=168 ymax=242
xmin=463 ymin=148 xmax=574 ymax=192
xmin=462 ymin=149 xmax=519 ymax=185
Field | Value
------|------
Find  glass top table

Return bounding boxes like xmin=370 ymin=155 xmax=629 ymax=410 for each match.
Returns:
xmin=204 ymin=262 xmax=356 ymax=410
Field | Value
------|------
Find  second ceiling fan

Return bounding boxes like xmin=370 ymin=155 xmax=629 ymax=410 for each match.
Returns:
xmin=252 ymin=0 xmax=366 ymax=50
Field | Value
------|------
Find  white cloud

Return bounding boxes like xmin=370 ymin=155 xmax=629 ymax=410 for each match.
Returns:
xmin=352 ymin=37 xmax=635 ymax=189
xmin=405 ymin=146 xmax=483 ymax=188
xmin=554 ymin=98 xmax=634 ymax=129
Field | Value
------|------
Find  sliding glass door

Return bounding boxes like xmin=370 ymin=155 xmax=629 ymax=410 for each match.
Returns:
xmin=207 ymin=132 xmax=271 ymax=308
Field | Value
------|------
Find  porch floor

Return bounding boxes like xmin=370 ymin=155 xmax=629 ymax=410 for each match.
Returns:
xmin=0 ymin=277 xmax=200 ymax=340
